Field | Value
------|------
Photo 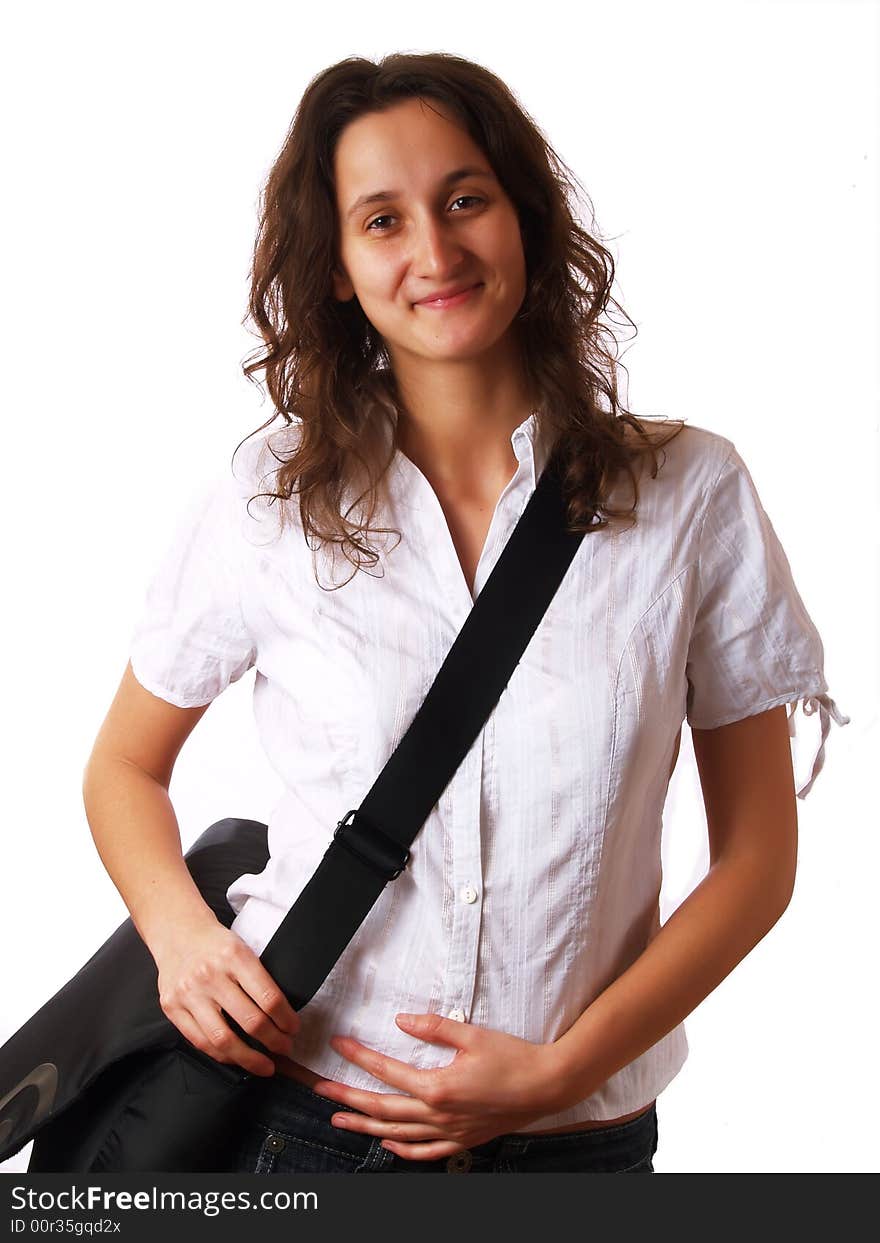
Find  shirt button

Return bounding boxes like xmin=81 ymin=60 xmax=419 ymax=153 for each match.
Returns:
xmin=446 ymin=1150 xmax=473 ymax=1173
xmin=448 ymin=1007 xmax=466 ymax=1023
xmin=459 ymin=884 xmax=478 ymax=904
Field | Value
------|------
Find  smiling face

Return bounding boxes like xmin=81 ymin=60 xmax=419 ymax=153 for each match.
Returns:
xmin=332 ymin=97 xmax=528 ymax=370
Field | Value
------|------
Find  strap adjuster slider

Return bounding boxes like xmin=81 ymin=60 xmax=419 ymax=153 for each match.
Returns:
xmin=333 ymin=809 xmax=410 ymax=882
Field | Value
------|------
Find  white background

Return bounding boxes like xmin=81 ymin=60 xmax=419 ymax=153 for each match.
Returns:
xmin=1 ymin=0 xmax=877 ymax=1174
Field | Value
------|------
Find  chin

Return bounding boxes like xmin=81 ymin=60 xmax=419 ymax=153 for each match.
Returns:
xmin=415 ymin=322 xmax=518 ymax=362
xmin=404 ymin=343 xmax=495 ymax=365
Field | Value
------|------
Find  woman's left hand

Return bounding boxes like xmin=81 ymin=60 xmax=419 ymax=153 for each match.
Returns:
xmin=281 ymin=1012 xmax=566 ymax=1160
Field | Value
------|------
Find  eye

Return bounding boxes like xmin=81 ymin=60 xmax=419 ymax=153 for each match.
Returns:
xmin=365 ymin=196 xmax=485 ymax=233
xmin=449 ymin=195 xmax=483 ymax=211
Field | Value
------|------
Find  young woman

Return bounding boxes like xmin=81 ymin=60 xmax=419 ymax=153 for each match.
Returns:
xmin=82 ymin=53 xmax=849 ymax=1174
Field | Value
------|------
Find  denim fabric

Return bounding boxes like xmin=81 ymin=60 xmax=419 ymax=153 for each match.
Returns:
xmin=232 ymin=1072 xmax=658 ymax=1174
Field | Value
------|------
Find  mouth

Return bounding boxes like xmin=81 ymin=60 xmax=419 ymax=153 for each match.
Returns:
xmin=413 ymin=282 xmax=484 ymax=310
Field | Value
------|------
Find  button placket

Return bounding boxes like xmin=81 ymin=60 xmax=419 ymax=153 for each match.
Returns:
xmin=445 ymin=734 xmax=485 ymax=1026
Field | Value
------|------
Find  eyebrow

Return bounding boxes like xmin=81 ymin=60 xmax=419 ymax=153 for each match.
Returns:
xmin=345 ymin=166 xmax=496 ymax=221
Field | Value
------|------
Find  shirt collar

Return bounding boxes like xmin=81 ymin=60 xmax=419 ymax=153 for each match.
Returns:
xmin=386 ymin=406 xmax=556 ymax=509
xmin=511 ymin=408 xmax=558 ymax=491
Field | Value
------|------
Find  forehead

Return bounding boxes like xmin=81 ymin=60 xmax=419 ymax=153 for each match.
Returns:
xmin=333 ymin=98 xmax=489 ymax=200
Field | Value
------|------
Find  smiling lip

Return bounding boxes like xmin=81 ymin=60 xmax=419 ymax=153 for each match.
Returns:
xmin=414 ymin=282 xmax=483 ymax=309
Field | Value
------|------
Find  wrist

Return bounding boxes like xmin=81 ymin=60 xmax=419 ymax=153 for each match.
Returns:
xmin=532 ymin=1037 xmax=597 ymax=1116
xmin=137 ymin=892 xmax=219 ymax=964
xmin=539 ymin=1028 xmax=604 ymax=1114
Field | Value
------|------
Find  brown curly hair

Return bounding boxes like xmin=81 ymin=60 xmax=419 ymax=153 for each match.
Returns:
xmin=235 ymin=51 xmax=686 ymax=587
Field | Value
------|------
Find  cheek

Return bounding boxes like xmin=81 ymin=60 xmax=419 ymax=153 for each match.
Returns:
xmin=353 ymin=254 xmax=408 ymax=312
xmin=498 ymin=236 xmax=527 ymax=304
xmin=489 ymin=217 xmax=527 ymax=288
xmin=339 ymin=239 xmax=380 ymax=288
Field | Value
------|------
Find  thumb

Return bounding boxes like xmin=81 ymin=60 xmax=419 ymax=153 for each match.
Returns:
xmin=395 ymin=1012 xmax=471 ymax=1047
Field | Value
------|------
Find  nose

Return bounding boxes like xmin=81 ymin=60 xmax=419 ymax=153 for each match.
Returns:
xmin=411 ymin=212 xmax=466 ymax=279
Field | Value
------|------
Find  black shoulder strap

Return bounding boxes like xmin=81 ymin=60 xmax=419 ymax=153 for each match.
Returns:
xmin=259 ymin=448 xmax=587 ymax=1009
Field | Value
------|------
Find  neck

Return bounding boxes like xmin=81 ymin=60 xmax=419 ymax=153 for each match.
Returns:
xmin=390 ymin=335 xmax=537 ymax=495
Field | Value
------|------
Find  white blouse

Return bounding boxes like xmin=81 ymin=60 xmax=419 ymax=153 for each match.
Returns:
xmin=128 ymin=410 xmax=849 ymax=1128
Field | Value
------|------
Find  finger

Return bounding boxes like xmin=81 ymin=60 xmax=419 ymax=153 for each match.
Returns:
xmin=331 ymin=1113 xmax=445 ymax=1142
xmin=395 ymin=1012 xmax=476 ymax=1051
xmin=215 ymin=979 xmax=297 ymax=1059
xmin=172 ymin=1006 xmax=272 ymax=1075
xmin=168 ymin=1009 xmax=219 ymax=1060
xmin=381 ymin=1138 xmax=465 ymax=1161
xmin=330 ymin=1036 xmax=443 ymax=1097
xmin=186 ymin=1002 xmax=276 ymax=1076
xmin=311 ymin=1079 xmax=433 ymax=1123
xmin=237 ymin=959 xmax=301 ymax=1037
xmin=270 ymin=1060 xmax=332 ymax=1095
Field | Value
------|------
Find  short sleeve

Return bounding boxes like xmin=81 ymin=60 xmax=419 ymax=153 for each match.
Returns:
xmin=128 ymin=471 xmax=257 ymax=708
xmin=685 ymin=444 xmax=850 ymax=799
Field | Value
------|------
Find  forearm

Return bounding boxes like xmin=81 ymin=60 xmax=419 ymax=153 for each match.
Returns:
xmin=82 ymin=757 xmax=218 ymax=960
xmin=548 ymin=854 xmax=792 ymax=1109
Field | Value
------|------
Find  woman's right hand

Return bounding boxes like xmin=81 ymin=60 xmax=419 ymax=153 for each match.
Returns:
xmin=152 ymin=916 xmax=301 ymax=1077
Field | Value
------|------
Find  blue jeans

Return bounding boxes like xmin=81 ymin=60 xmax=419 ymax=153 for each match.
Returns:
xmin=232 ymin=1072 xmax=658 ymax=1173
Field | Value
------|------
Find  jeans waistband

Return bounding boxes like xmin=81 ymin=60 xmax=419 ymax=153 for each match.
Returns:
xmin=242 ymin=1067 xmax=658 ymax=1161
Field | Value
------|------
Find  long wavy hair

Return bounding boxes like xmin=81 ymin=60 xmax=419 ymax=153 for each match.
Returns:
xmin=236 ymin=52 xmax=686 ymax=587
